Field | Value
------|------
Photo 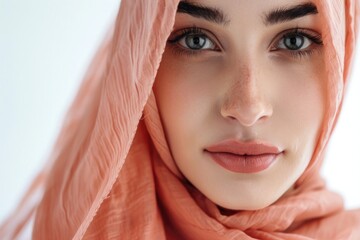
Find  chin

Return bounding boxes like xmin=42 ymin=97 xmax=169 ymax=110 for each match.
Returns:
xmin=213 ymin=194 xmax=282 ymax=212
xmin=219 ymin=202 xmax=270 ymax=211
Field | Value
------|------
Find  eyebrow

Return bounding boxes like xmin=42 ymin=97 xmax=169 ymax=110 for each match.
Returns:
xmin=177 ymin=1 xmax=230 ymax=26
xmin=264 ymin=2 xmax=318 ymax=25
xmin=177 ymin=1 xmax=318 ymax=26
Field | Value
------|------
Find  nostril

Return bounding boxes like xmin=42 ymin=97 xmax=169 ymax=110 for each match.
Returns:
xmin=220 ymin=78 xmax=273 ymax=127
xmin=221 ymin=100 xmax=273 ymax=127
xmin=227 ymin=115 xmax=237 ymax=120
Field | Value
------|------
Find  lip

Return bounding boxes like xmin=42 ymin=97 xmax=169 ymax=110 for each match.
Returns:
xmin=204 ymin=139 xmax=283 ymax=173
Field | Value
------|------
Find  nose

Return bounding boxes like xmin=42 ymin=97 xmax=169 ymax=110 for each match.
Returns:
xmin=220 ymin=67 xmax=273 ymax=127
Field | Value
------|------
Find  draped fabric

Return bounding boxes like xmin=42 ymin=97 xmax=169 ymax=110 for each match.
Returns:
xmin=1 ymin=0 xmax=360 ymax=239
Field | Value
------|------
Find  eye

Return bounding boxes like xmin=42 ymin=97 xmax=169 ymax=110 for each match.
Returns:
xmin=270 ymin=28 xmax=323 ymax=59
xmin=167 ymin=27 xmax=220 ymax=54
xmin=178 ymin=33 xmax=217 ymax=50
xmin=278 ymin=33 xmax=311 ymax=50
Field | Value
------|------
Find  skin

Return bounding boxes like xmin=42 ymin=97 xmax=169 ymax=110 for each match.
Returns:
xmin=153 ymin=0 xmax=326 ymax=211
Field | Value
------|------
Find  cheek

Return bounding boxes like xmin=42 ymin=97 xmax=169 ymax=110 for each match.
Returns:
xmin=274 ymin=60 xmax=326 ymax=169
xmin=153 ymin=56 xmax=208 ymax=153
xmin=271 ymin=55 xmax=326 ymax=128
xmin=154 ymin=51 xmax=221 ymax=131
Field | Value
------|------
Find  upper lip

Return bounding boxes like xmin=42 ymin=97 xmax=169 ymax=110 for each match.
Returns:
xmin=205 ymin=139 xmax=282 ymax=155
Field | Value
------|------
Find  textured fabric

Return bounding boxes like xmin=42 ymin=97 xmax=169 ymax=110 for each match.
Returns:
xmin=1 ymin=0 xmax=360 ymax=239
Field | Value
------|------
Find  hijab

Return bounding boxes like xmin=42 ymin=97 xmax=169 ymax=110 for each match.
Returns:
xmin=1 ymin=0 xmax=360 ymax=239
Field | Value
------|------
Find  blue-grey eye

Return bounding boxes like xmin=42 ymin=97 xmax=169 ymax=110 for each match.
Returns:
xmin=179 ymin=34 xmax=216 ymax=50
xmin=279 ymin=34 xmax=311 ymax=50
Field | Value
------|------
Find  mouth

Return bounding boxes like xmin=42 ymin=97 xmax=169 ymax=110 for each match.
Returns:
xmin=204 ymin=139 xmax=283 ymax=173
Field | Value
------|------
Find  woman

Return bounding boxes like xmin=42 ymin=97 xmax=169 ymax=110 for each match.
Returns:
xmin=1 ymin=0 xmax=360 ymax=239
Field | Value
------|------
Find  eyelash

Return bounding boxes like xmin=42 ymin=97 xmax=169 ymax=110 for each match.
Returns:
xmin=167 ymin=26 xmax=323 ymax=59
xmin=167 ymin=27 xmax=219 ymax=57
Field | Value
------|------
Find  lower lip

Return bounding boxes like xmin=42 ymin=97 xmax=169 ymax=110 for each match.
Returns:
xmin=206 ymin=151 xmax=280 ymax=173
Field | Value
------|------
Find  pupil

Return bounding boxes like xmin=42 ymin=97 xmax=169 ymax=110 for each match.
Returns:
xmin=193 ymin=37 xmax=200 ymax=45
xmin=186 ymin=35 xmax=205 ymax=49
xmin=285 ymin=35 xmax=304 ymax=50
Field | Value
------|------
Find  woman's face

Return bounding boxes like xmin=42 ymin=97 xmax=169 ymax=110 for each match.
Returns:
xmin=154 ymin=0 xmax=326 ymax=210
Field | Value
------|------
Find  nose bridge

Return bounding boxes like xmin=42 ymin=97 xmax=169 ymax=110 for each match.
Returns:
xmin=232 ymin=65 xmax=259 ymax=105
xmin=221 ymin=62 xmax=272 ymax=126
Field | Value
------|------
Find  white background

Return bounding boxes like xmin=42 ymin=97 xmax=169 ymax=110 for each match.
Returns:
xmin=1 ymin=0 xmax=360 ymax=224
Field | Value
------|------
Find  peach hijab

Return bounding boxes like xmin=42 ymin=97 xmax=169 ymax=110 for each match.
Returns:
xmin=1 ymin=0 xmax=360 ymax=239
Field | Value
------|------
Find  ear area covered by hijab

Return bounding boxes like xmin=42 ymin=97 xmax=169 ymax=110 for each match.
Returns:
xmin=1 ymin=0 xmax=360 ymax=239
